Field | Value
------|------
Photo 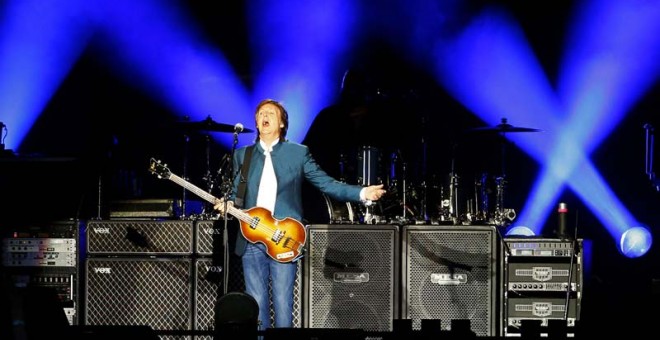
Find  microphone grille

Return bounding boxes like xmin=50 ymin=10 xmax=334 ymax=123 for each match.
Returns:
xmin=558 ymin=202 xmax=568 ymax=213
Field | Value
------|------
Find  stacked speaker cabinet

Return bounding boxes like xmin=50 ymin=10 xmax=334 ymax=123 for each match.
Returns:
xmin=401 ymin=225 xmax=499 ymax=337
xmin=304 ymin=224 xmax=400 ymax=332
xmin=84 ymin=218 xmax=304 ymax=339
xmin=84 ymin=220 xmax=195 ymax=338
xmin=502 ymin=237 xmax=583 ymax=337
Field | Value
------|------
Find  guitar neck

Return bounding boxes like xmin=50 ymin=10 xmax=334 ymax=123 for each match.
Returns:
xmin=167 ymin=173 xmax=251 ymax=222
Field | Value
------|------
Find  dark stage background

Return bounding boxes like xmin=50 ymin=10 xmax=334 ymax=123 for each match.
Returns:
xmin=1 ymin=0 xmax=659 ymax=336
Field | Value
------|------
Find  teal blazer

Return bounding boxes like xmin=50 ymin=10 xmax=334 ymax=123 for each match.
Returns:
xmin=230 ymin=140 xmax=363 ymax=256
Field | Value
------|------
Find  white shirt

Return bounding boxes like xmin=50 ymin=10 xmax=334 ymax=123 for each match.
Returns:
xmin=256 ymin=139 xmax=278 ymax=212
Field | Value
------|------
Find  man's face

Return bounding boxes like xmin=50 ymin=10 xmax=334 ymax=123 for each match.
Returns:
xmin=256 ymin=103 xmax=283 ymax=136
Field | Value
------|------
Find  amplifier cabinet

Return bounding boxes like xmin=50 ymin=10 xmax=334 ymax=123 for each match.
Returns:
xmin=304 ymin=224 xmax=399 ymax=332
xmin=506 ymin=261 xmax=580 ymax=292
xmin=84 ymin=257 xmax=193 ymax=336
xmin=86 ymin=220 xmax=193 ymax=255
xmin=505 ymin=297 xmax=579 ymax=327
xmin=109 ymin=199 xmax=174 ymax=219
xmin=504 ymin=238 xmax=581 ymax=258
xmin=401 ymin=225 xmax=499 ymax=337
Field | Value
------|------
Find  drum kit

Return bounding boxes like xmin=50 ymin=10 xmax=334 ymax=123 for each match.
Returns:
xmin=171 ymin=115 xmax=540 ymax=228
xmin=323 ymin=117 xmax=541 ymax=228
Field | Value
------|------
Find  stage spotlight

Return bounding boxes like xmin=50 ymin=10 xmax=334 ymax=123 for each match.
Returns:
xmin=619 ymin=226 xmax=652 ymax=258
xmin=506 ymin=225 xmax=536 ymax=237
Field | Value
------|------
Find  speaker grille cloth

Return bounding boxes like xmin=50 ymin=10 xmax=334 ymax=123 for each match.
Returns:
xmin=306 ymin=226 xmax=398 ymax=332
xmin=86 ymin=220 xmax=193 ymax=255
xmin=195 ymin=258 xmax=221 ymax=340
xmin=85 ymin=258 xmax=192 ymax=335
xmin=195 ymin=220 xmax=216 ymax=255
xmin=404 ymin=226 xmax=496 ymax=336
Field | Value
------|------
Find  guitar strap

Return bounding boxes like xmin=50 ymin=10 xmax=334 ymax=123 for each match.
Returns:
xmin=234 ymin=144 xmax=254 ymax=208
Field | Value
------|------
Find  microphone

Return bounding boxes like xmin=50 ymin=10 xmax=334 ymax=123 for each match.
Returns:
xmin=557 ymin=202 xmax=568 ymax=239
xmin=234 ymin=123 xmax=244 ymax=133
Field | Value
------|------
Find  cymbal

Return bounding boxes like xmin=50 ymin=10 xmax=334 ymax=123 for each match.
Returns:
xmin=176 ymin=115 xmax=254 ymax=133
xmin=465 ymin=118 xmax=540 ymax=133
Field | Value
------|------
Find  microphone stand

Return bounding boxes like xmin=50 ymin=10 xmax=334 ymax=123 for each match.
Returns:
xmin=220 ymin=131 xmax=241 ymax=295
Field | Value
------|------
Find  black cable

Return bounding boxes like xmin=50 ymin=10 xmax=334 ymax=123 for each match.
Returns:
xmin=563 ymin=209 xmax=580 ymax=324
xmin=221 ymin=132 xmax=241 ymax=295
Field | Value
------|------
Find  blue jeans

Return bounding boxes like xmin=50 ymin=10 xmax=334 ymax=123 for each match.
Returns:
xmin=242 ymin=243 xmax=297 ymax=329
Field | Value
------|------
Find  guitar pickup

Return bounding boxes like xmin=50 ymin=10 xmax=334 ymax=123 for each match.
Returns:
xmin=271 ymin=229 xmax=284 ymax=244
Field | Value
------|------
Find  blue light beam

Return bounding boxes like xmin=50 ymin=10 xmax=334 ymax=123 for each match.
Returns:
xmin=248 ymin=0 xmax=357 ymax=142
xmin=428 ymin=5 xmax=656 ymax=256
xmin=0 ymin=0 xmax=95 ymax=151
xmin=88 ymin=0 xmax=252 ymax=148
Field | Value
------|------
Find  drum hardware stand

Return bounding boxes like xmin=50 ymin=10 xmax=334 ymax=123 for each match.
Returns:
xmin=203 ymin=134 xmax=213 ymax=190
xmin=491 ymin=175 xmax=504 ymax=226
xmin=419 ymin=180 xmax=428 ymax=223
xmin=95 ymin=134 xmax=107 ymax=220
xmin=359 ymin=146 xmax=384 ymax=224
xmin=464 ymin=198 xmax=475 ymax=224
xmin=401 ymin=161 xmax=408 ymax=222
xmin=96 ymin=174 xmax=103 ymax=220
xmin=490 ymin=118 xmax=539 ymax=225
xmin=477 ymin=173 xmax=489 ymax=222
xmin=492 ymin=176 xmax=517 ymax=226
xmin=199 ymin=134 xmax=220 ymax=219
xmin=644 ymin=123 xmax=659 ymax=191
xmin=420 ymin=125 xmax=429 ymax=223
xmin=448 ymin=143 xmax=460 ymax=224
xmin=445 ymin=172 xmax=460 ymax=224
xmin=180 ymin=131 xmax=191 ymax=219
xmin=464 ymin=118 xmax=539 ymax=226
xmin=441 ymin=141 xmax=461 ymax=225
xmin=338 ymin=151 xmax=348 ymax=183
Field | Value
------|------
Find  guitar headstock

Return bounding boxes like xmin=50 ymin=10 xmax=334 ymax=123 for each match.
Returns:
xmin=149 ymin=158 xmax=172 ymax=179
